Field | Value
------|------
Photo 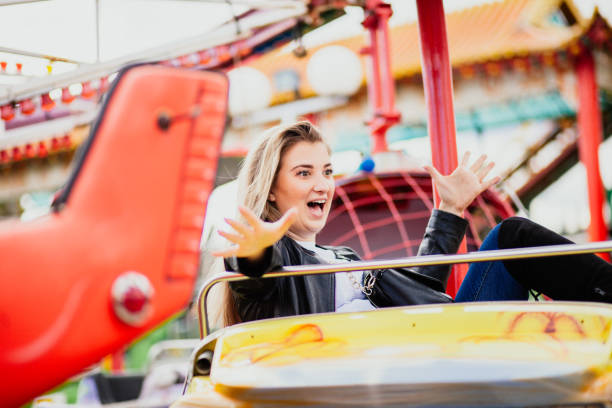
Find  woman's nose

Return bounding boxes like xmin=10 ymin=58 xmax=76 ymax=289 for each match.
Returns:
xmin=313 ymin=176 xmax=331 ymax=192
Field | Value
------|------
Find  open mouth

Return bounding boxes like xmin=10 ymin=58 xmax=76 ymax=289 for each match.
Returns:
xmin=307 ymin=200 xmax=326 ymax=212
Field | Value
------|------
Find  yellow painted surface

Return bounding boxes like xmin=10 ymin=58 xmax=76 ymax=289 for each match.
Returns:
xmin=173 ymin=376 xmax=251 ymax=408
xmin=179 ymin=302 xmax=612 ymax=407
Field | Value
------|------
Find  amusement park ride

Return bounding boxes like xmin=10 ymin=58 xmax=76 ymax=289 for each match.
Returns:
xmin=0 ymin=0 xmax=611 ymax=407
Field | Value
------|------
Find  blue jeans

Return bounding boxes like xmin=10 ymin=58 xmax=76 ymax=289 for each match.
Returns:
xmin=455 ymin=224 xmax=529 ymax=302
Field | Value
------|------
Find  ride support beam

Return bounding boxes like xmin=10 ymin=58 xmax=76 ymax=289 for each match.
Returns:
xmin=416 ymin=0 xmax=467 ymax=295
xmin=361 ymin=0 xmax=400 ymax=153
xmin=575 ymin=49 xmax=610 ymax=259
xmin=416 ymin=0 xmax=459 ymax=181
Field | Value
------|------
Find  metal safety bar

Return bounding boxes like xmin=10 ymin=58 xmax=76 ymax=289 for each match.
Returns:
xmin=197 ymin=240 xmax=612 ymax=338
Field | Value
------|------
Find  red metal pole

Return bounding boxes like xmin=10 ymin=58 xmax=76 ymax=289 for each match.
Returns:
xmin=575 ymin=48 xmax=610 ymax=260
xmin=416 ymin=0 xmax=466 ymax=295
xmin=364 ymin=15 xmax=382 ymax=116
xmin=375 ymin=6 xmax=396 ymax=115
xmin=362 ymin=0 xmax=400 ymax=153
xmin=416 ymin=0 xmax=459 ymax=182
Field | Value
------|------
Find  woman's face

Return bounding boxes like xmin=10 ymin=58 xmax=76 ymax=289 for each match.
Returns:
xmin=269 ymin=141 xmax=334 ymax=242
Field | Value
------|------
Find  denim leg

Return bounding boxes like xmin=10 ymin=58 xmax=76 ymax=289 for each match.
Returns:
xmin=455 ymin=224 xmax=529 ymax=302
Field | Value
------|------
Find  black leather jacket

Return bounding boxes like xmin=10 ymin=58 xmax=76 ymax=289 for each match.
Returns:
xmin=226 ymin=209 xmax=468 ymax=323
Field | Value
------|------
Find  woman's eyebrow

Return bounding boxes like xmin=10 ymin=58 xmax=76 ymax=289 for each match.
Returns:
xmin=290 ymin=163 xmax=332 ymax=171
xmin=290 ymin=164 xmax=314 ymax=171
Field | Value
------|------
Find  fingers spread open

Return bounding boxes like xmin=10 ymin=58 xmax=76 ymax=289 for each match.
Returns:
xmin=225 ymin=217 xmax=253 ymax=237
xmin=469 ymin=154 xmax=487 ymax=173
xmin=477 ymin=161 xmax=495 ymax=181
xmin=238 ymin=205 xmax=261 ymax=229
xmin=276 ymin=207 xmax=297 ymax=233
xmin=482 ymin=175 xmax=501 ymax=191
xmin=217 ymin=229 xmax=244 ymax=244
xmin=460 ymin=151 xmax=471 ymax=167
xmin=423 ymin=165 xmax=442 ymax=182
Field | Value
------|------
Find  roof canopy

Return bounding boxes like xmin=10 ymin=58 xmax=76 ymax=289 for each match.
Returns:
xmin=245 ymin=0 xmax=612 ymax=105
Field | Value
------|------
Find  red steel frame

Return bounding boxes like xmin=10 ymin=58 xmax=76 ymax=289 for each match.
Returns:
xmin=415 ymin=0 xmax=467 ymax=294
xmin=415 ymin=0 xmax=460 ymax=182
xmin=575 ymin=48 xmax=610 ymax=260
xmin=362 ymin=0 xmax=401 ymax=154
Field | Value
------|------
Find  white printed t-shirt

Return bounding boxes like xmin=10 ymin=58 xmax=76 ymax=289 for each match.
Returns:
xmin=295 ymin=241 xmax=375 ymax=313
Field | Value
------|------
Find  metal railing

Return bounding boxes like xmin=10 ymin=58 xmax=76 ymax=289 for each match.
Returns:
xmin=197 ymin=240 xmax=612 ymax=338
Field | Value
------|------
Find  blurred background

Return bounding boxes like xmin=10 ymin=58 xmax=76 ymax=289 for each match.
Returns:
xmin=1 ymin=0 xmax=611 ymax=236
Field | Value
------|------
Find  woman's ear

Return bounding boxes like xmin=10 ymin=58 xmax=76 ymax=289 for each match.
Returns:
xmin=268 ymin=192 xmax=276 ymax=202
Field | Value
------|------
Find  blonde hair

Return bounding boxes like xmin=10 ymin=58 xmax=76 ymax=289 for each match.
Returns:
xmin=220 ymin=121 xmax=329 ymax=327
xmin=239 ymin=120 xmax=328 ymax=222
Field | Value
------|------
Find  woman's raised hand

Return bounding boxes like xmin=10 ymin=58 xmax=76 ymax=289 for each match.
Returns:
xmin=212 ymin=205 xmax=297 ymax=260
xmin=423 ymin=152 xmax=500 ymax=218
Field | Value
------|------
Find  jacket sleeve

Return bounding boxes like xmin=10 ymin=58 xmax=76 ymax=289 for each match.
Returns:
xmin=225 ymin=242 xmax=285 ymax=301
xmin=411 ymin=209 xmax=468 ymax=289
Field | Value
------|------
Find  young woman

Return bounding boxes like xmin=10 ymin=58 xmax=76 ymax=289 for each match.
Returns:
xmin=213 ymin=121 xmax=612 ymax=327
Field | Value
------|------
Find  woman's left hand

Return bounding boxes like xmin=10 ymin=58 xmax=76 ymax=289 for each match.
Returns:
xmin=424 ymin=152 xmax=500 ymax=218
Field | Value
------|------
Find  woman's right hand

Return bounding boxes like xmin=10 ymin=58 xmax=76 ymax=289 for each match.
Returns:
xmin=212 ymin=205 xmax=297 ymax=261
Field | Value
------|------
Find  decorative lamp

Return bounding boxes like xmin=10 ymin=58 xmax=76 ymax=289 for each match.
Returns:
xmin=179 ymin=55 xmax=191 ymax=67
xmin=189 ymin=53 xmax=201 ymax=66
xmin=217 ymin=46 xmax=231 ymax=64
xmin=180 ymin=54 xmax=199 ymax=67
xmin=15 ymin=63 xmax=22 ymax=74
xmin=239 ymin=45 xmax=251 ymax=58
xmin=0 ymin=61 xmax=6 ymax=72
xmin=306 ymin=45 xmax=363 ymax=97
xmin=25 ymin=144 xmax=35 ymax=158
xmin=61 ymin=88 xmax=75 ymax=104
xmin=111 ymin=272 xmax=154 ymax=326
xmin=61 ymin=134 xmax=71 ymax=148
xmin=1 ymin=105 xmax=15 ymax=121
xmin=51 ymin=137 xmax=60 ymax=151
xmin=20 ymin=99 xmax=35 ymax=115
xmin=41 ymin=93 xmax=55 ymax=111
xmin=227 ymin=66 xmax=272 ymax=116
xmin=199 ymin=50 xmax=212 ymax=65
xmin=99 ymin=77 xmax=109 ymax=93
xmin=12 ymin=147 xmax=22 ymax=161
xmin=38 ymin=141 xmax=48 ymax=158
xmin=81 ymin=81 xmax=95 ymax=99
xmin=69 ymin=83 xmax=82 ymax=97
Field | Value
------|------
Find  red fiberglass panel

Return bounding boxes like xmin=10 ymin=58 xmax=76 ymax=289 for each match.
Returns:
xmin=0 ymin=65 xmax=228 ymax=406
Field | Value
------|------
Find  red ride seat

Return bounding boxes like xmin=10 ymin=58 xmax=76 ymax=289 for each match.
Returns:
xmin=0 ymin=65 xmax=228 ymax=406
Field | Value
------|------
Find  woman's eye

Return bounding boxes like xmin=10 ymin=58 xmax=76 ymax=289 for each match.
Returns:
xmin=297 ymin=170 xmax=310 ymax=177
xmin=324 ymin=169 xmax=334 ymax=176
